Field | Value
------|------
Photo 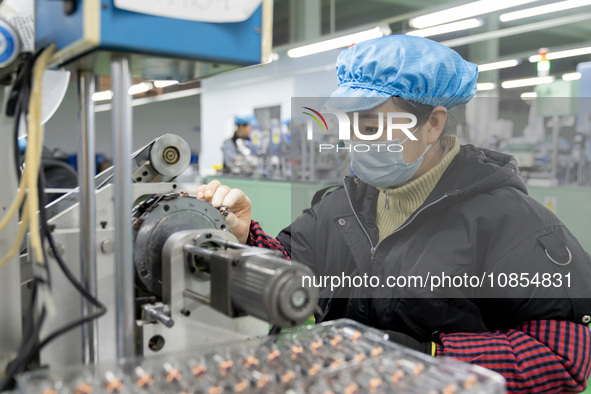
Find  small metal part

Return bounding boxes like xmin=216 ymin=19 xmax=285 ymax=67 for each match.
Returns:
xmin=341 ymin=328 xmax=362 ymax=342
xmin=291 ymin=345 xmax=304 ymax=359
xmin=100 ymin=239 xmax=115 ymax=254
xmin=281 ymin=370 xmax=296 ymax=383
xmin=103 ymin=371 xmax=123 ymax=393
xmin=212 ymin=354 xmax=234 ymax=376
xmin=245 ymin=355 xmax=259 ymax=368
xmin=251 ymin=371 xmax=272 ymax=388
xmin=143 ymin=302 xmax=174 ymax=327
xmin=47 ymin=243 xmax=65 ymax=259
xmin=234 ymin=379 xmax=249 ymax=392
xmin=396 ymin=359 xmax=425 ymax=376
xmin=310 ymin=339 xmax=323 ymax=355
xmin=207 ymin=386 xmax=223 ymax=394
xmin=267 ymin=348 xmax=281 ymax=362
xmin=390 ymin=369 xmax=405 ymax=383
xmin=74 ymin=382 xmax=93 ymax=394
xmin=218 ymin=206 xmax=230 ymax=217
xmin=329 ymin=335 xmax=343 ymax=348
xmin=370 ymin=346 xmax=383 ymax=357
xmin=192 ymin=364 xmax=207 ymax=378
xmin=368 ymin=377 xmax=383 ymax=392
xmin=463 ymin=374 xmax=478 ymax=389
xmin=344 ymin=383 xmax=360 ymax=394
xmin=162 ymin=146 xmax=180 ymax=164
xmin=162 ymin=362 xmax=183 ymax=383
xmin=134 ymin=366 xmax=154 ymax=389
xmin=149 ymin=134 xmax=191 ymax=177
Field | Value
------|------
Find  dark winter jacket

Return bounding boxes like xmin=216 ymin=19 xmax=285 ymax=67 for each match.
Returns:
xmin=276 ymin=145 xmax=591 ymax=341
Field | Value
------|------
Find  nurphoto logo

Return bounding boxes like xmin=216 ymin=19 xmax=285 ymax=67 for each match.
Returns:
xmin=302 ymin=107 xmax=418 ymax=152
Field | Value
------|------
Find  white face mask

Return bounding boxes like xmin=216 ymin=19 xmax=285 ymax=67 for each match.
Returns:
xmin=347 ymin=132 xmax=431 ymax=188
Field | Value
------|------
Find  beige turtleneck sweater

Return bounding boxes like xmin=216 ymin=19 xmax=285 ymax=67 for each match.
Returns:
xmin=376 ymin=135 xmax=460 ymax=241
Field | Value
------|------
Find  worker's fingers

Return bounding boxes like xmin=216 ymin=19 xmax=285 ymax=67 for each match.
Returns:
xmin=195 ymin=185 xmax=207 ymax=199
xmin=211 ymin=185 xmax=231 ymax=208
xmin=204 ymin=180 xmax=221 ymax=199
xmin=196 ymin=179 xmax=220 ymax=200
xmin=225 ymin=212 xmax=238 ymax=228
xmin=222 ymin=188 xmax=248 ymax=209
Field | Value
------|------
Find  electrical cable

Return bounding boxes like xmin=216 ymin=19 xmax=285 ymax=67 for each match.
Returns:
xmin=25 ymin=42 xmax=105 ymax=365
xmin=0 ymin=160 xmax=107 ymax=392
xmin=1 ymin=45 xmax=106 ymax=390
xmin=0 ymin=46 xmax=53 ymax=391
xmin=268 ymin=325 xmax=282 ymax=336
xmin=9 ymin=52 xmax=35 ymax=180
xmin=26 ymin=43 xmax=55 ymax=264
xmin=32 ymin=169 xmax=106 ymax=356
xmin=0 ymin=50 xmax=45 ymax=269
xmin=0 ymin=278 xmax=47 ymax=392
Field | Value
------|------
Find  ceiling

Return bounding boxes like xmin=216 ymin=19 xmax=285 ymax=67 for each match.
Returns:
xmin=272 ymin=0 xmax=591 ymax=96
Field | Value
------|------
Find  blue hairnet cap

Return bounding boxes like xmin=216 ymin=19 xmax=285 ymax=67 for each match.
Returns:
xmin=326 ymin=35 xmax=478 ymax=112
xmin=235 ymin=114 xmax=254 ymax=125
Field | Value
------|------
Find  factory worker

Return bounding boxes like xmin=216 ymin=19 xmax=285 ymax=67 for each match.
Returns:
xmin=221 ymin=114 xmax=258 ymax=174
xmin=198 ymin=35 xmax=591 ymax=393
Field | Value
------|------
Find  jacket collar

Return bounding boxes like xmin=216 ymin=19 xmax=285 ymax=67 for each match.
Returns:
xmin=343 ymin=145 xmax=527 ymax=230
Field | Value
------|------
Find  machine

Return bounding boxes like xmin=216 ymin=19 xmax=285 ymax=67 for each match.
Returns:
xmin=36 ymin=134 xmax=318 ymax=367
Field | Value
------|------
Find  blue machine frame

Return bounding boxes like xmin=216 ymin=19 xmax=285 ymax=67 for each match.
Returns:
xmin=35 ymin=0 xmax=271 ymax=79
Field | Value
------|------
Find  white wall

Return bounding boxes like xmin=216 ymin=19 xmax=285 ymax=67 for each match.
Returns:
xmin=200 ymin=48 xmax=340 ymax=176
xmin=44 ymin=47 xmax=340 ymax=176
xmin=44 ymin=85 xmax=201 ymax=159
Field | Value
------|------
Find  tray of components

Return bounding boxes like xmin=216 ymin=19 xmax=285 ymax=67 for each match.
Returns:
xmin=16 ymin=319 xmax=506 ymax=393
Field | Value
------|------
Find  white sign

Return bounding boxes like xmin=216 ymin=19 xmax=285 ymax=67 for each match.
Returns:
xmin=113 ymin=0 xmax=262 ymax=23
xmin=0 ymin=0 xmax=34 ymax=52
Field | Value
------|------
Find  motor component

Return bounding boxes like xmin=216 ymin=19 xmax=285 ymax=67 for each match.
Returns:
xmin=184 ymin=231 xmax=318 ymax=328
xmin=46 ymin=133 xmax=192 ymax=220
xmin=133 ymin=193 xmax=227 ymax=298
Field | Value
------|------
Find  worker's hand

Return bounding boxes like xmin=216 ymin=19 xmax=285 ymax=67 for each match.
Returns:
xmin=382 ymin=330 xmax=434 ymax=355
xmin=196 ymin=180 xmax=251 ymax=244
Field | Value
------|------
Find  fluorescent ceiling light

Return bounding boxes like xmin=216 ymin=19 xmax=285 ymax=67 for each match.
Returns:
xmin=477 ymin=83 xmax=497 ymax=91
xmin=521 ymin=92 xmax=537 ymax=99
xmin=562 ymin=72 xmax=581 ymax=81
xmin=478 ymin=58 xmax=520 ymax=72
xmin=441 ymin=12 xmax=591 ymax=48
xmin=529 ymin=46 xmax=591 ymax=62
xmin=92 ymin=90 xmax=113 ymax=102
xmin=409 ymin=0 xmax=541 ymax=29
xmin=128 ymin=82 xmax=153 ymax=95
xmin=502 ymin=76 xmax=554 ymax=89
xmin=500 ymin=0 xmax=591 ymax=22
xmin=287 ymin=26 xmax=390 ymax=58
xmin=407 ymin=18 xmax=483 ymax=37
xmin=153 ymin=80 xmax=178 ymax=88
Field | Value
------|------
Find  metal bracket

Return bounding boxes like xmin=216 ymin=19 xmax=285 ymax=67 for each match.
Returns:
xmin=142 ymin=302 xmax=175 ymax=328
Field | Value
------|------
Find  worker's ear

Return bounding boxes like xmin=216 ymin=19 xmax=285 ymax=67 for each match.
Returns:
xmin=425 ymin=106 xmax=447 ymax=145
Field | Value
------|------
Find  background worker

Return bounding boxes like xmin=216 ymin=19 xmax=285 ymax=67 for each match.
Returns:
xmin=222 ymin=114 xmax=258 ymax=175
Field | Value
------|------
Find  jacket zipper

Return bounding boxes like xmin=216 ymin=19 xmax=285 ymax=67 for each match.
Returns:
xmin=344 ymin=181 xmax=377 ymax=256
xmin=344 ymin=181 xmax=448 ymax=263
